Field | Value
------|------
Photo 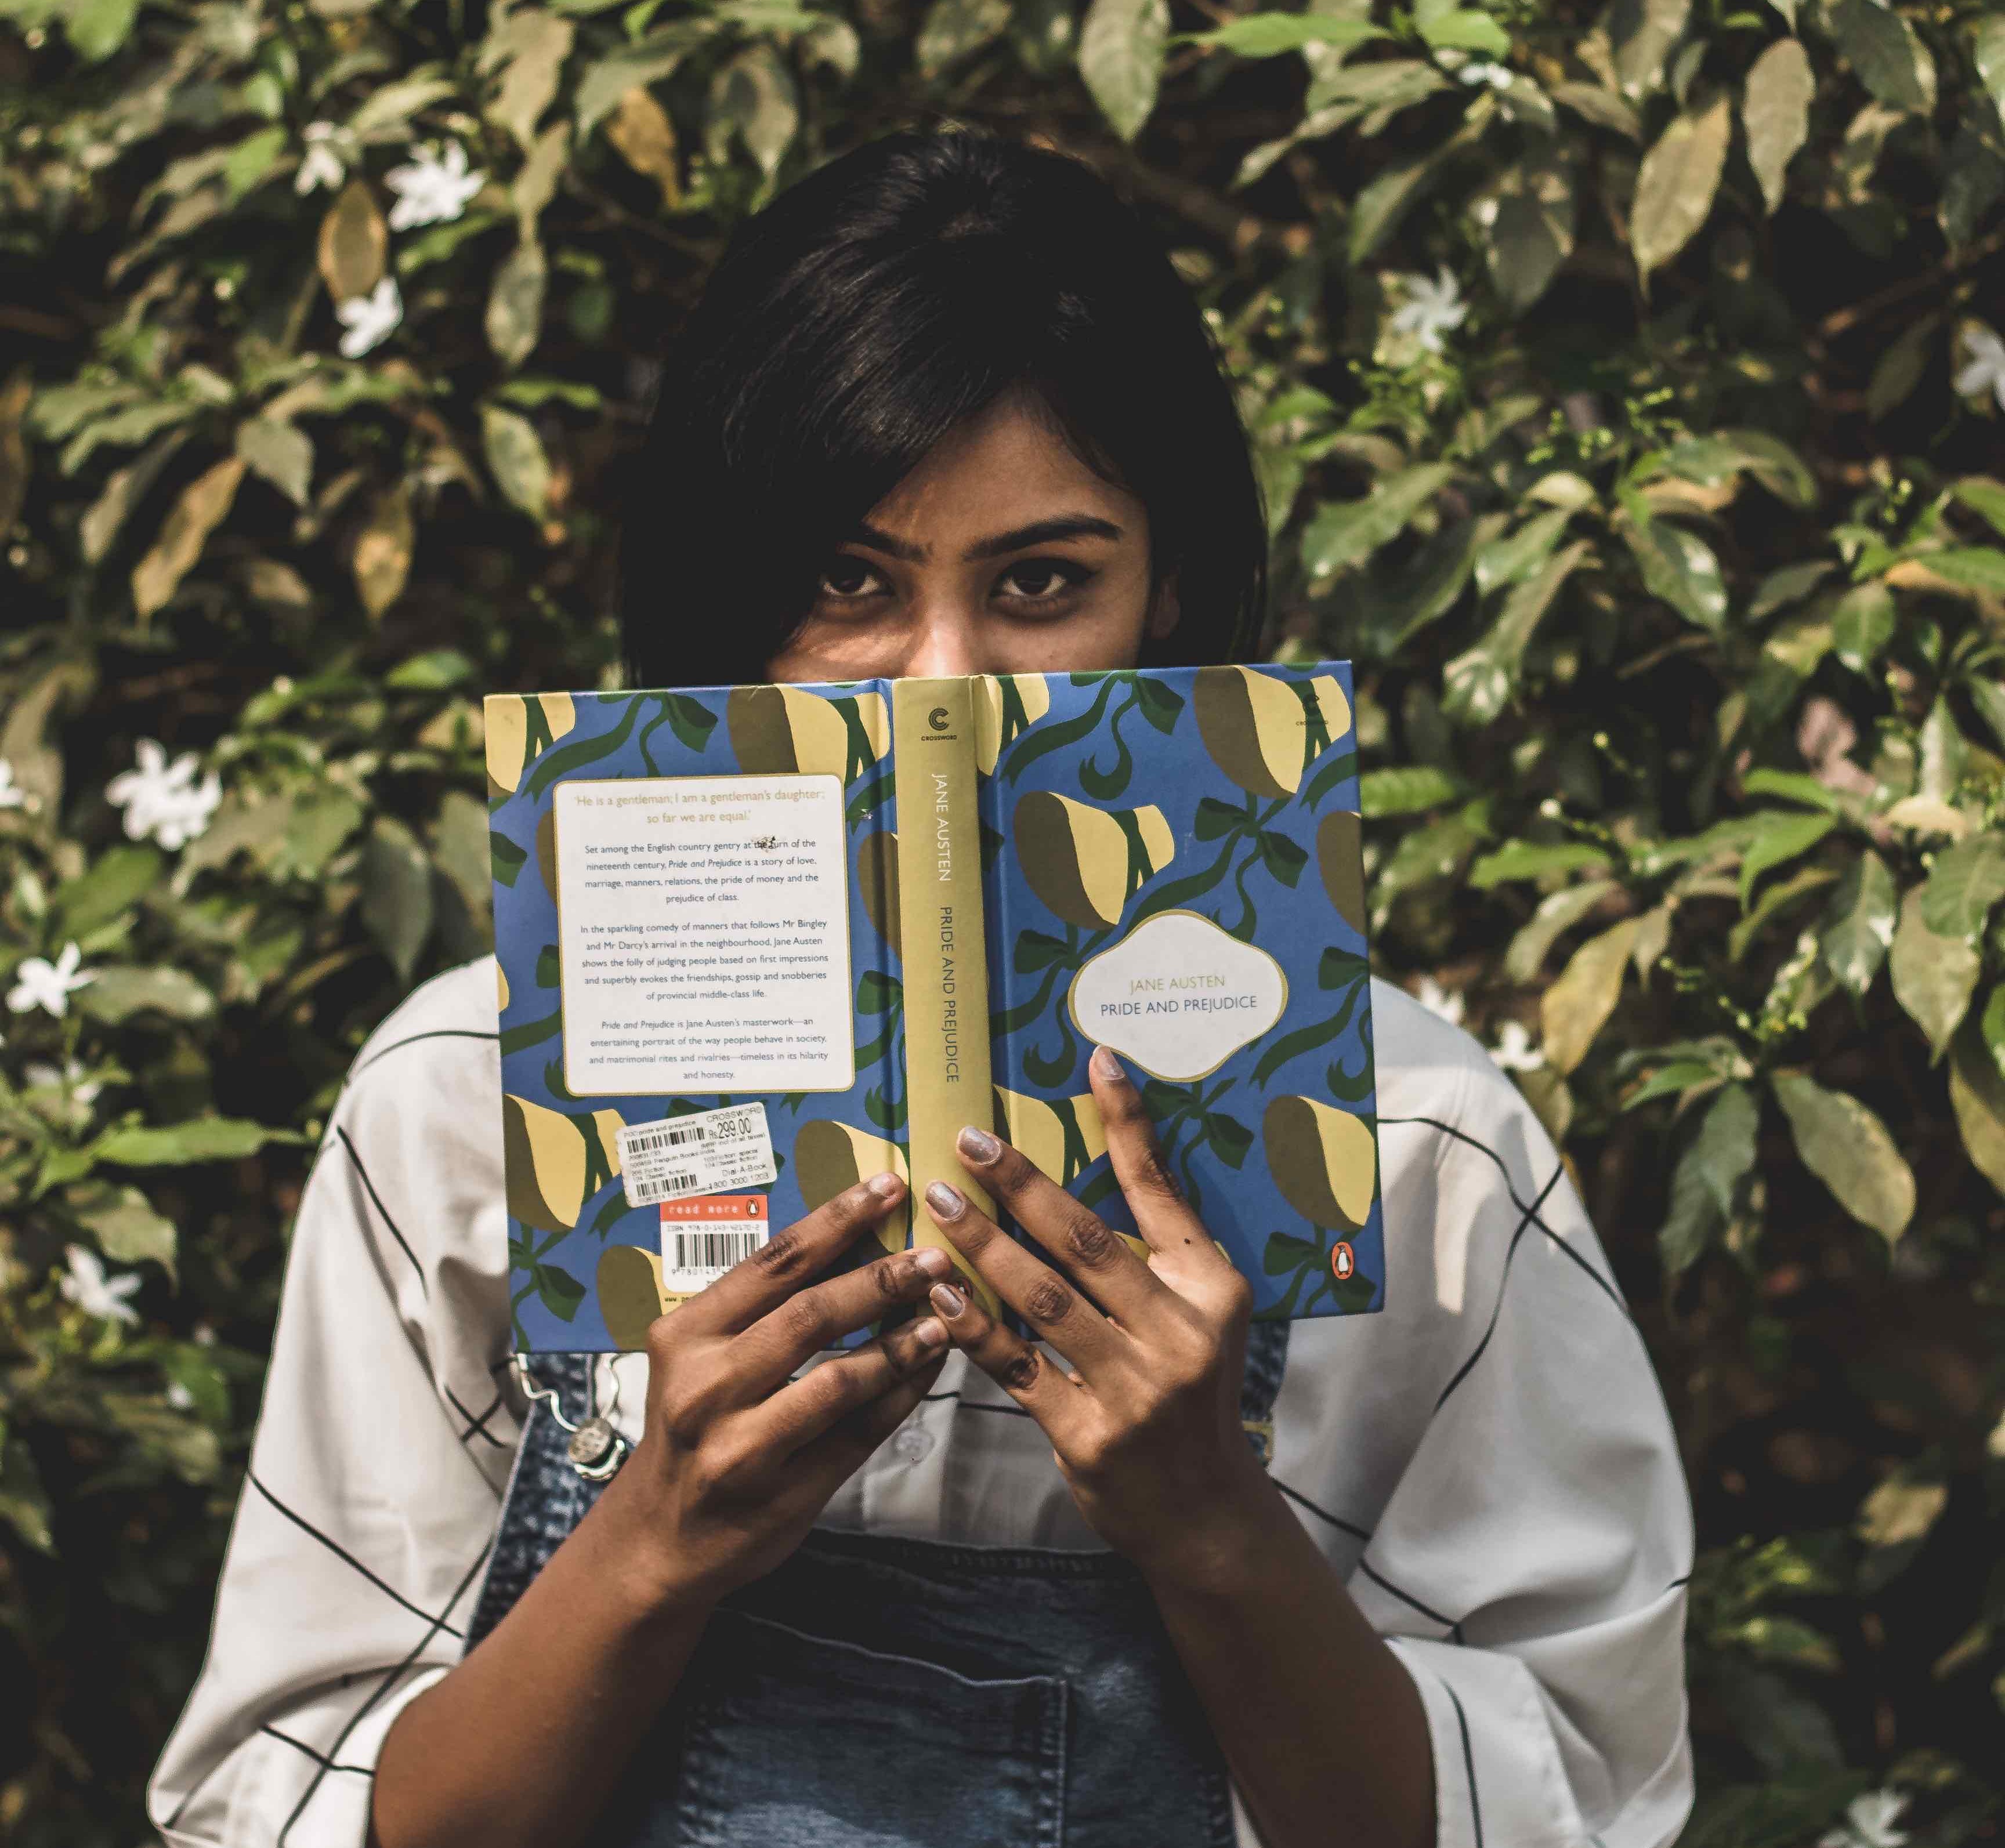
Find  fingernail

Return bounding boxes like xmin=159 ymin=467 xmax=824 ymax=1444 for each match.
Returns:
xmin=926 ymin=1180 xmax=965 ymax=1220
xmin=929 ymin=1282 xmax=966 ymax=1318
xmin=913 ymin=1247 xmax=952 ymax=1278
xmin=911 ymin=1316 xmax=947 ymax=1349
xmin=868 ymin=1171 xmax=904 ymax=1198
xmin=1091 ymin=1045 xmax=1124 ymax=1082
xmin=957 ymin=1126 xmax=1000 ymax=1162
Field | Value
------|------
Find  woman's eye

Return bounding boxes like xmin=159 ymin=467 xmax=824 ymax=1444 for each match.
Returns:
xmin=819 ymin=558 xmax=886 ymax=599
xmin=997 ymin=559 xmax=1089 ymax=603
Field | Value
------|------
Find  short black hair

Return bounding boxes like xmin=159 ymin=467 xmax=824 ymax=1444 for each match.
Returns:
xmin=616 ymin=131 xmax=1268 ymax=689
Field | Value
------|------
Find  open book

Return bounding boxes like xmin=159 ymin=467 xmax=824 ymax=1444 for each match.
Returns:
xmin=487 ymin=664 xmax=1381 ymax=1353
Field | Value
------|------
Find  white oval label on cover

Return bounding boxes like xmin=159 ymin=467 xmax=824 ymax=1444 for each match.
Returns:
xmin=1067 ymin=910 xmax=1288 ymax=1082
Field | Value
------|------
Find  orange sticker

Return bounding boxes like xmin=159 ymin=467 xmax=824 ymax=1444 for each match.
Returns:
xmin=1330 ymin=1241 xmax=1355 ymax=1282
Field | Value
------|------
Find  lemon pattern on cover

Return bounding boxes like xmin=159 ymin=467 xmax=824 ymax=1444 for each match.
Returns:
xmin=487 ymin=664 xmax=1377 ymax=1351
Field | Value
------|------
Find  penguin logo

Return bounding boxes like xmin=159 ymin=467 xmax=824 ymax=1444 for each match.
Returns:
xmin=1330 ymin=1241 xmax=1355 ymax=1282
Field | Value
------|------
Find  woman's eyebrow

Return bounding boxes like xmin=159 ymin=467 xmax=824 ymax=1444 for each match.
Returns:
xmin=966 ymin=515 xmax=1123 ymax=559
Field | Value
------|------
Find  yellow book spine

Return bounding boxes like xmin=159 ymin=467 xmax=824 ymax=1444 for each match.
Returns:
xmin=891 ymin=678 xmax=1000 ymax=1314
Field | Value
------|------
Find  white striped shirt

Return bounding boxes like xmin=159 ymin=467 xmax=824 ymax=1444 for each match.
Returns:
xmin=148 ymin=956 xmax=1694 ymax=1848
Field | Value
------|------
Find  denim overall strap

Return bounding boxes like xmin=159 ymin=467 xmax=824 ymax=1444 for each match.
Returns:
xmin=1239 ymin=1315 xmax=1290 ymax=1466
xmin=465 ymin=1353 xmax=609 ymax=1650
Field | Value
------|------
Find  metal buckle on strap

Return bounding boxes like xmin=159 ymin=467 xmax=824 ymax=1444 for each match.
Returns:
xmin=511 ymin=1354 xmax=632 ymax=1481
xmin=1242 ymin=1417 xmax=1275 ymax=1467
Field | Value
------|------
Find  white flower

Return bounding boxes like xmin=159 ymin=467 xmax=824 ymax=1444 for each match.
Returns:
xmin=1489 ymin=1019 xmax=1546 ymax=1072
xmin=106 ymin=739 xmax=222 ymax=850
xmin=1819 ymin=1790 xmax=1909 ymax=1848
xmin=1389 ymin=266 xmax=1470 ymax=354
xmin=24 ymin=1057 xmax=103 ymax=1105
xmin=385 ymin=140 xmax=484 ymax=230
xmin=0 ymin=760 xmax=26 ymax=809
xmin=165 ymin=1379 xmax=196 ymax=1411
xmin=1952 ymin=324 xmax=2005 ymax=412
xmin=58 ymin=1244 xmax=141 ymax=1326
xmin=1455 ymin=59 xmax=1512 ymax=88
xmin=8 ymin=941 xmax=95 ymax=1018
xmin=1414 ymin=975 xmax=1466 ymax=1028
xmin=335 ymin=274 xmax=403 ymax=358
xmin=295 ymin=121 xmax=346 ymax=196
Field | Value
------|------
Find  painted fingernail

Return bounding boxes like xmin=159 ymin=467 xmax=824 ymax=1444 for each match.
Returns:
xmin=957 ymin=1126 xmax=1000 ymax=1162
xmin=930 ymin=1282 xmax=967 ymax=1318
xmin=868 ymin=1171 xmax=904 ymax=1198
xmin=913 ymin=1247 xmax=953 ymax=1278
xmin=911 ymin=1316 xmax=947 ymax=1349
xmin=926 ymin=1180 xmax=965 ymax=1219
xmin=1091 ymin=1045 xmax=1124 ymax=1082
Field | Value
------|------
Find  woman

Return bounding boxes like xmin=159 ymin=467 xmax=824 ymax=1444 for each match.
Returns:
xmin=149 ymin=133 xmax=1693 ymax=1848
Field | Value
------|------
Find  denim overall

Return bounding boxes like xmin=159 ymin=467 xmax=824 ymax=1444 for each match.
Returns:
xmin=465 ymin=1321 xmax=1289 ymax=1848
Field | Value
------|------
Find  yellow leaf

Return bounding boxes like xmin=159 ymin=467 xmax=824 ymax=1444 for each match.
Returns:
xmin=131 ymin=456 xmax=246 ymax=621
xmin=606 ymin=86 xmax=681 ymax=211
xmin=1540 ymin=915 xmax=1641 ymax=1075
xmin=352 ymin=483 xmax=414 ymax=619
xmin=316 ymin=179 xmax=386 ymax=303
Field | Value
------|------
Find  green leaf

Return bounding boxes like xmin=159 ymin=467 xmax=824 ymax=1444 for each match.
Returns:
xmin=1183 ymin=13 xmax=1384 ymax=56
xmin=1742 ymin=769 xmax=1843 ymax=813
xmin=1965 ymin=676 xmax=2005 ymax=755
xmin=1624 ymin=516 xmax=1728 ymax=631
xmin=1358 ymin=764 xmax=1461 ymax=817
xmin=1608 ymin=0 xmax=1692 ymax=97
xmin=1504 ymin=879 xmax=1619 ymax=981
xmin=1742 ymin=37 xmax=1814 ymax=215
xmin=1738 ymin=811 xmax=1835 ymax=909
xmin=1078 ymin=0 xmax=1170 ymax=141
xmin=915 ymin=0 xmax=1012 ymax=77
xmin=1976 ymin=16 xmax=2005 ymax=130
xmin=1469 ymin=840 xmax=1613 ymax=889
xmin=1300 ymin=464 xmax=1453 ymax=584
xmin=1890 ymin=886 xmax=1978 ymax=1059
xmin=1478 ymin=157 xmax=1575 ymax=314
xmin=97 ymin=1117 xmax=296 ymax=1167
xmin=1830 ymin=581 xmax=1895 ymax=675
xmin=387 ymin=648 xmax=477 ymax=690
xmin=1825 ymin=0 xmax=1935 ymax=115
xmin=1817 ymin=849 xmax=1895 ymax=997
xmin=1952 ymin=477 xmax=2005 ymax=541
xmin=1630 ymin=93 xmax=1732 ymax=282
xmin=1920 ymin=833 xmax=2005 ymax=940
xmin=1660 ymin=1081 xmax=1759 ymax=1275
xmin=68 ymin=1180 xmax=178 ymax=1278
xmin=1442 ymin=539 xmax=1593 ymax=724
xmin=55 ymin=846 xmax=164 ymax=934
xmin=486 ymin=238 xmax=548 ymax=374
xmin=1950 ymin=1019 xmax=2005 ymax=1199
xmin=1770 ymin=1070 xmax=1914 ymax=1242
xmin=64 ymin=0 xmax=140 ymax=59
xmin=1541 ymin=914 xmax=1642 ymax=1075
xmin=1415 ymin=9 xmax=1510 ymax=56
xmin=481 ymin=403 xmax=552 ymax=520
xmin=360 ymin=816 xmax=435 ymax=982
xmin=705 ymin=44 xmax=798 ymax=178
xmin=234 ymin=416 xmax=314 ymax=508
xmin=78 ymin=965 xmax=217 ymax=1024
xmin=1926 ymin=549 xmax=2005 ymax=593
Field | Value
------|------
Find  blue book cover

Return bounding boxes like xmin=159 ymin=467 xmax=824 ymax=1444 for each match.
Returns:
xmin=487 ymin=664 xmax=1380 ymax=1353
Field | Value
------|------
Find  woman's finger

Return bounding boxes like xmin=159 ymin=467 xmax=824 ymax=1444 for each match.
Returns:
xmin=750 ymin=1313 xmax=952 ymax=1455
xmin=923 ymin=1275 xmax=1092 ymax=1443
xmin=1086 ymin=1048 xmax=1229 ymax=1271
xmin=730 ymin=1242 xmax=954 ymax=1392
xmin=947 ymin=1122 xmax=1174 ymax=1328
xmin=792 ymin=1331 xmax=954 ymax=1481
xmin=921 ymin=1163 xmax=1130 ymax=1372
xmin=675 ymin=1172 xmax=910 ymax=1336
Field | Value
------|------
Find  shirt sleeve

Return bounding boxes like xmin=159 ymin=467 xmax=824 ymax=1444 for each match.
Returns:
xmin=147 ymin=959 xmax=519 ymax=1848
xmin=1277 ymin=1005 xmax=1695 ymax=1848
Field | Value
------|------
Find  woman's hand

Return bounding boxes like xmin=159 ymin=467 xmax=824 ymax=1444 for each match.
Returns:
xmin=595 ymin=1172 xmax=953 ymax=1616
xmin=918 ymin=1046 xmax=1276 ymax=1589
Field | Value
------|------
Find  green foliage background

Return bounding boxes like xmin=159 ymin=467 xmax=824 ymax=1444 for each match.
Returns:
xmin=4 ymin=0 xmax=2005 ymax=1836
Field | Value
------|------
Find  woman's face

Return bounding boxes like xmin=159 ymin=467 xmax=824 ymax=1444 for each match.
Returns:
xmin=763 ymin=390 xmax=1178 ymax=684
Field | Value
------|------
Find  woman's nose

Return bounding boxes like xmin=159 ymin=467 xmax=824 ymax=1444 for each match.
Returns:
xmin=899 ymin=600 xmax=985 ymax=678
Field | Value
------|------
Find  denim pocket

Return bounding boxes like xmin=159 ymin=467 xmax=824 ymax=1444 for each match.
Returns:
xmin=674 ymin=1608 xmax=1067 ymax=1848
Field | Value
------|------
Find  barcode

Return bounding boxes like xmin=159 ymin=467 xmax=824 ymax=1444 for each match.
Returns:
xmin=625 ymin=1123 xmax=707 ymax=1154
xmin=667 ymin=1228 xmax=768 ymax=1276
xmin=628 ymin=1169 xmax=707 ymax=1206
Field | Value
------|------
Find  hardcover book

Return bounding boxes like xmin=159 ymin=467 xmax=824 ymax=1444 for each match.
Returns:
xmin=487 ymin=664 xmax=1381 ymax=1354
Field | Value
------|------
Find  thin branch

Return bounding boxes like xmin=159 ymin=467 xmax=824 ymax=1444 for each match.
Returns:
xmin=1815 ymin=224 xmax=2005 ymax=343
